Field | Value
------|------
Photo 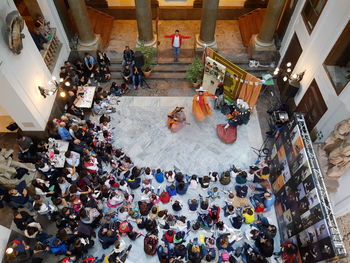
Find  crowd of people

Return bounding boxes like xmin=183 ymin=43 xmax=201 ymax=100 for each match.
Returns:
xmin=1 ymin=45 xmax=300 ymax=263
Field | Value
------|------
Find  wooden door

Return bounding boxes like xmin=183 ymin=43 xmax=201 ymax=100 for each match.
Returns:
xmin=295 ymin=79 xmax=328 ymax=131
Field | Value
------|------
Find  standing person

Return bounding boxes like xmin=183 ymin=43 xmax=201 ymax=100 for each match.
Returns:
xmin=192 ymin=86 xmax=214 ymax=122
xmin=164 ymin=30 xmax=190 ymax=62
xmin=84 ymin=53 xmax=96 ymax=78
xmin=214 ymin=83 xmax=225 ymax=110
xmin=17 ymin=134 xmax=33 ymax=162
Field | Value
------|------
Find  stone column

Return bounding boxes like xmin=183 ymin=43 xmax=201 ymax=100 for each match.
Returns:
xmin=135 ymin=0 xmax=156 ymax=47
xmin=196 ymin=0 xmax=219 ymax=48
xmin=249 ymin=0 xmax=286 ymax=57
xmin=67 ymin=0 xmax=99 ymax=49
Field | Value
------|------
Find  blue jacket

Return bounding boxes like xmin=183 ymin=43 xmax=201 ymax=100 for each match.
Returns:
xmin=188 ymin=200 xmax=198 ymax=211
xmin=155 ymin=172 xmax=165 ymax=183
xmin=10 ymin=181 xmax=29 ymax=204
xmin=166 ymin=185 xmax=177 ymax=196
xmin=58 ymin=127 xmax=72 ymax=141
xmin=175 ymin=182 xmax=189 ymax=195
xmin=49 ymin=238 xmax=67 ymax=255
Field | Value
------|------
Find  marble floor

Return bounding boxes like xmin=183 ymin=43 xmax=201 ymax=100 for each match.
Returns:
xmin=107 ymin=20 xmax=247 ymax=61
xmin=111 ymin=96 xmax=263 ymax=175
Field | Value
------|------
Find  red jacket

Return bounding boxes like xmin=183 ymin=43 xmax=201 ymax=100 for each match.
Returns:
xmin=159 ymin=192 xmax=170 ymax=204
xmin=163 ymin=230 xmax=175 ymax=243
xmin=164 ymin=34 xmax=190 ymax=47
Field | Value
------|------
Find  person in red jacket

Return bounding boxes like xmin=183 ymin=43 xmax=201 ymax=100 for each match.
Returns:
xmin=163 ymin=229 xmax=175 ymax=244
xmin=164 ymin=30 xmax=190 ymax=62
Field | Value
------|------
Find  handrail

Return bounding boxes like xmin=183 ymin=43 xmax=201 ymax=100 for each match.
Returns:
xmin=40 ymin=28 xmax=62 ymax=72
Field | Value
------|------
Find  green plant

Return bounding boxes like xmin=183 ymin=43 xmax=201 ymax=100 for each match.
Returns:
xmin=135 ymin=44 xmax=157 ymax=72
xmin=186 ymin=58 xmax=204 ymax=84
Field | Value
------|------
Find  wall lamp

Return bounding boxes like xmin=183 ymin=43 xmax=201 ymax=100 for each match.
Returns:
xmin=39 ymin=76 xmax=70 ymax=98
xmin=273 ymin=62 xmax=305 ymax=85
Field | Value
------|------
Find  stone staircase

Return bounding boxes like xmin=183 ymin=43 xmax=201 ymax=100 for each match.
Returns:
xmin=108 ymin=55 xmax=273 ymax=83
xmin=109 ymin=58 xmax=189 ymax=82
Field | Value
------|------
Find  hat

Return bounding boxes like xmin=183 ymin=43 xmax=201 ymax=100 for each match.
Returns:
xmin=196 ymin=86 xmax=206 ymax=92
xmin=221 ymin=252 xmax=230 ymax=260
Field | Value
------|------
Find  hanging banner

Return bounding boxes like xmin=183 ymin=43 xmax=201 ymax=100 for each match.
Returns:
xmin=204 ymin=48 xmax=263 ymax=109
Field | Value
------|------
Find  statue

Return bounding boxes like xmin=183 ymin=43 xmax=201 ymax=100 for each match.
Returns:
xmin=0 ymin=148 xmax=36 ymax=187
xmin=5 ymin=11 xmax=25 ymax=55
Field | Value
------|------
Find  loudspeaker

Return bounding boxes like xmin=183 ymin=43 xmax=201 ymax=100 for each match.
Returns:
xmin=285 ymin=84 xmax=300 ymax=98
xmin=134 ymin=51 xmax=144 ymax=67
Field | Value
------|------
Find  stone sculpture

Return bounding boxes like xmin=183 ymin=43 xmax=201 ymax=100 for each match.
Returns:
xmin=0 ymin=148 xmax=36 ymax=188
xmin=321 ymin=119 xmax=350 ymax=191
xmin=5 ymin=11 xmax=25 ymax=55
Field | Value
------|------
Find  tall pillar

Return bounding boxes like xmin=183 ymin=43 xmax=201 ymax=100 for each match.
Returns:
xmin=196 ymin=0 xmax=219 ymax=49
xmin=67 ymin=0 xmax=100 ymax=50
xmin=135 ymin=0 xmax=156 ymax=47
xmin=249 ymin=0 xmax=286 ymax=59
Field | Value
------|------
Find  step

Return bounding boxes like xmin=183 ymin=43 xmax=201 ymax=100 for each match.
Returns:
xmin=109 ymin=63 xmax=189 ymax=72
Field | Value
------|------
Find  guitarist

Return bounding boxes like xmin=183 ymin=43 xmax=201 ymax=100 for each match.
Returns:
xmin=167 ymin=107 xmax=188 ymax=133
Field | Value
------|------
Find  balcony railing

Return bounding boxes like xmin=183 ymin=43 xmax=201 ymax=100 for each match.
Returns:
xmin=40 ymin=28 xmax=62 ymax=72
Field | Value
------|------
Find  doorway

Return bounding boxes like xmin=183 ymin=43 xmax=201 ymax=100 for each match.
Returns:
xmin=295 ymin=79 xmax=328 ymax=131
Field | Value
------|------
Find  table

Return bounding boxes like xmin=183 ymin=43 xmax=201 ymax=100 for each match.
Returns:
xmin=74 ymin=86 xmax=96 ymax=108
xmin=47 ymin=139 xmax=69 ymax=168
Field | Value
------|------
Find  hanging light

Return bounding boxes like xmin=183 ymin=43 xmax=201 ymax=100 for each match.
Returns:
xmin=60 ymin=91 xmax=66 ymax=97
xmin=52 ymin=76 xmax=57 ymax=81
xmin=287 ymin=68 xmax=292 ymax=73
xmin=286 ymin=62 xmax=292 ymax=67
xmin=65 ymin=81 xmax=70 ymax=87
xmin=283 ymin=76 xmax=288 ymax=82
xmin=291 ymin=74 xmax=298 ymax=79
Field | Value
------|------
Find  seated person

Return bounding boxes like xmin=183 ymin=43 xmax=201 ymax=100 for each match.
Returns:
xmin=122 ymin=46 xmax=135 ymax=66
xmin=122 ymin=65 xmax=132 ymax=85
xmin=101 ymin=66 xmax=112 ymax=82
xmin=93 ymin=100 xmax=116 ymax=115
xmin=31 ymin=22 xmax=48 ymax=51
xmin=241 ymin=206 xmax=255 ymax=224
xmin=250 ymin=186 xmax=276 ymax=212
xmin=167 ymin=107 xmax=187 ymax=133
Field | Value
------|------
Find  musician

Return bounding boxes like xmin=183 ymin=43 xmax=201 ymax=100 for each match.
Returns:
xmin=167 ymin=107 xmax=187 ymax=133
xmin=192 ymin=87 xmax=215 ymax=122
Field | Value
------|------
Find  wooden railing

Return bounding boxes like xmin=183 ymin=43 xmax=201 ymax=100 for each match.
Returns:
xmin=41 ymin=28 xmax=62 ymax=72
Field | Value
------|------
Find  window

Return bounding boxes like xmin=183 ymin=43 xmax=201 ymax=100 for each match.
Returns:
xmin=324 ymin=21 xmax=350 ymax=95
xmin=301 ymin=0 xmax=327 ymax=33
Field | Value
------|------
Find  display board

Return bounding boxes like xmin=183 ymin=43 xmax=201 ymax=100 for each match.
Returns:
xmin=269 ymin=114 xmax=347 ymax=262
xmin=202 ymin=56 xmax=226 ymax=94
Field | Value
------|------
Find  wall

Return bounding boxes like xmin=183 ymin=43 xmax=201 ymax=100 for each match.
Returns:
xmin=0 ymin=225 xmax=11 ymax=262
xmin=0 ymin=106 xmax=8 ymax=116
xmin=0 ymin=0 xmax=70 ymax=131
xmin=279 ymin=0 xmax=350 ymax=216
xmin=107 ymin=0 xmax=245 ymax=7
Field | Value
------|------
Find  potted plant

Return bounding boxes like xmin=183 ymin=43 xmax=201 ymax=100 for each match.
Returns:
xmin=186 ymin=58 xmax=204 ymax=88
xmin=136 ymin=44 xmax=157 ymax=77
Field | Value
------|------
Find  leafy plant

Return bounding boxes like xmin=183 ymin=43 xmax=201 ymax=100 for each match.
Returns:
xmin=135 ymin=44 xmax=157 ymax=72
xmin=186 ymin=58 xmax=204 ymax=84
